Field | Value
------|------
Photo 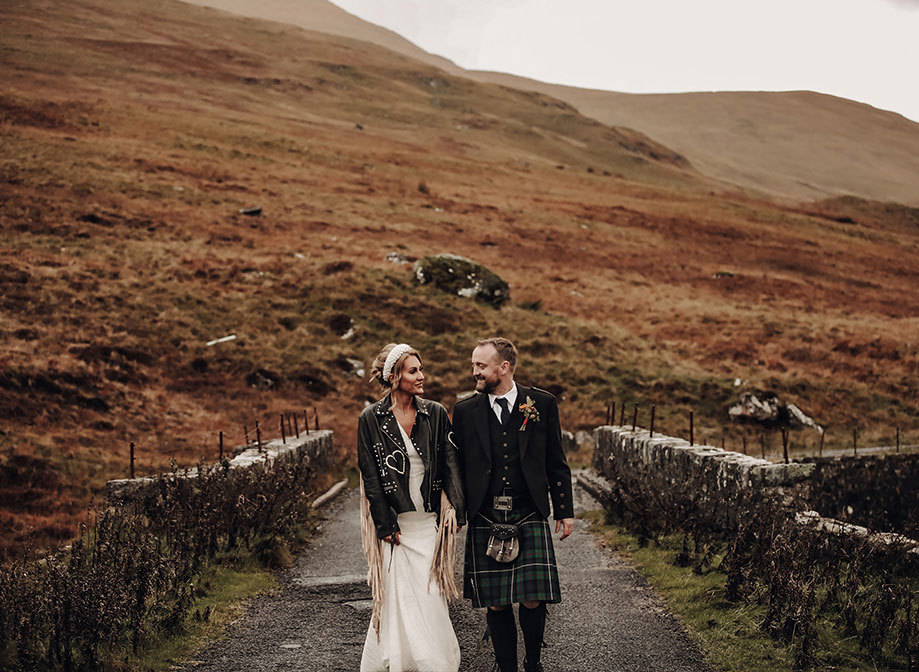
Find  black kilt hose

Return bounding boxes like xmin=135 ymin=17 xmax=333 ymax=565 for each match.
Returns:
xmin=464 ymin=507 xmax=561 ymax=608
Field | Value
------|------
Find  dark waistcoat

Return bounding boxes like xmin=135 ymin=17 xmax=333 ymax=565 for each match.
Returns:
xmin=487 ymin=407 xmax=528 ymax=498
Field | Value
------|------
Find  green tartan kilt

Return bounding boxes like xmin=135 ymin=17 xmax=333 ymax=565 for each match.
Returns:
xmin=463 ymin=508 xmax=561 ymax=608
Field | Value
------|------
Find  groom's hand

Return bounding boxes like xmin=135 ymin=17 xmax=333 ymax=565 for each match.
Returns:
xmin=555 ymin=517 xmax=574 ymax=540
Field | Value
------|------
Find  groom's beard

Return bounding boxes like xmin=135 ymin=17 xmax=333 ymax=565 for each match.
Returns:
xmin=475 ymin=376 xmax=498 ymax=394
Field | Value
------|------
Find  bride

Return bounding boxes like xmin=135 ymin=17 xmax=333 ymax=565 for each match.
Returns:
xmin=357 ymin=343 xmax=466 ymax=672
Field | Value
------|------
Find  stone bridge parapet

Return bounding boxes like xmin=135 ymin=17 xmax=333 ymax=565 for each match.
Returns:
xmin=105 ymin=430 xmax=334 ymax=504
xmin=591 ymin=425 xmax=814 ymax=529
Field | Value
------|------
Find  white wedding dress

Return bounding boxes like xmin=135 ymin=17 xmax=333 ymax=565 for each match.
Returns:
xmin=360 ymin=424 xmax=461 ymax=672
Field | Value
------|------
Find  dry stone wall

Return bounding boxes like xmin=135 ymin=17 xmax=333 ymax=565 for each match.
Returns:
xmin=791 ymin=453 xmax=918 ymax=535
xmin=105 ymin=430 xmax=334 ymax=504
xmin=591 ymin=426 xmax=917 ymax=553
xmin=592 ymin=425 xmax=815 ymax=528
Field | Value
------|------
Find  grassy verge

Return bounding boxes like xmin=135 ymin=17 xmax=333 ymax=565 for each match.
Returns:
xmin=126 ymin=468 xmax=350 ymax=672
xmin=123 ymin=499 xmax=333 ymax=672
xmin=126 ymin=551 xmax=278 ymax=671
xmin=579 ymin=510 xmax=893 ymax=672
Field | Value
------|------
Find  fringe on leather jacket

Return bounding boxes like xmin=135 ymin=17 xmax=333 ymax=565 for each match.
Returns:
xmin=357 ymin=394 xmax=466 ymax=539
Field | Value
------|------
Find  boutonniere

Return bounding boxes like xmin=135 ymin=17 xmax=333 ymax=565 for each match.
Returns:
xmin=518 ymin=396 xmax=540 ymax=431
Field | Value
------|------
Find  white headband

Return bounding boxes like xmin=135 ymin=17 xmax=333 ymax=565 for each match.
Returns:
xmin=382 ymin=343 xmax=414 ymax=383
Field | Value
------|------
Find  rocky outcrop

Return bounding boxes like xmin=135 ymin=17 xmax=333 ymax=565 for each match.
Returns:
xmin=728 ymin=390 xmax=823 ymax=433
xmin=413 ymin=254 xmax=509 ymax=307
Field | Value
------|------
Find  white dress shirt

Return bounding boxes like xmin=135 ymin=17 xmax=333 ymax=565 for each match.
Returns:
xmin=487 ymin=382 xmax=518 ymax=423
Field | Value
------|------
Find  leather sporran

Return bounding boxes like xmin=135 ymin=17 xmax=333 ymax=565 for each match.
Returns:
xmin=485 ymin=523 xmax=519 ymax=563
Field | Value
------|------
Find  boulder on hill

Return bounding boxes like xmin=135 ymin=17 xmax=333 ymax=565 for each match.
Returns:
xmin=413 ymin=254 xmax=509 ymax=307
xmin=728 ymin=390 xmax=823 ymax=434
xmin=246 ymin=368 xmax=283 ymax=390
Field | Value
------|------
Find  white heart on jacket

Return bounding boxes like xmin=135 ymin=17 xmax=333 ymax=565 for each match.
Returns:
xmin=385 ymin=450 xmax=407 ymax=475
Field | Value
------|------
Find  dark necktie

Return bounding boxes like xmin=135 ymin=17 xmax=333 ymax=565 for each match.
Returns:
xmin=495 ymin=397 xmax=509 ymax=426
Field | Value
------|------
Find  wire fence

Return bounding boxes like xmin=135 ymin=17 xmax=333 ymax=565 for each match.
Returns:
xmin=601 ymin=399 xmax=916 ymax=464
xmin=124 ymin=406 xmax=321 ymax=479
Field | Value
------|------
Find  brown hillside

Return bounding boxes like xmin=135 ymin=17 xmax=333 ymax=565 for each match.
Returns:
xmin=191 ymin=0 xmax=919 ymax=206
xmin=1 ymin=0 xmax=919 ymax=560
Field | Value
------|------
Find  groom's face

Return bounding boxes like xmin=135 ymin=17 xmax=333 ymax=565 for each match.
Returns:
xmin=471 ymin=344 xmax=505 ymax=394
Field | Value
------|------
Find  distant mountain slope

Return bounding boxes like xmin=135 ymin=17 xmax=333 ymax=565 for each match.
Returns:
xmin=479 ymin=76 xmax=919 ymax=205
xmin=184 ymin=0 xmax=919 ymax=205
xmin=182 ymin=0 xmax=462 ymax=72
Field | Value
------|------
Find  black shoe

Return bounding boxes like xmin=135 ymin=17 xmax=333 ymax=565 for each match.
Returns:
xmin=523 ymin=660 xmax=544 ymax=672
xmin=493 ymin=661 xmax=518 ymax=672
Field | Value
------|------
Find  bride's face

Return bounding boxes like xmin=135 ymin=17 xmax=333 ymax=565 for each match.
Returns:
xmin=396 ymin=355 xmax=425 ymax=396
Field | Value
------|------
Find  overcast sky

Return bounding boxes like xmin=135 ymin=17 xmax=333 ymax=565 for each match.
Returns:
xmin=330 ymin=0 xmax=919 ymax=123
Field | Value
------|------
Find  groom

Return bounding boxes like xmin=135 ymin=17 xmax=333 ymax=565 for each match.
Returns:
xmin=453 ymin=337 xmax=574 ymax=672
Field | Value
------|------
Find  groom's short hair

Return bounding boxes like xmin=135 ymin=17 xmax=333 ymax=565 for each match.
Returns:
xmin=476 ymin=337 xmax=517 ymax=371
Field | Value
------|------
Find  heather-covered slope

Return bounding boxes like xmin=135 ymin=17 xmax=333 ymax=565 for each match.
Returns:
xmin=2 ymin=0 xmax=918 ymax=560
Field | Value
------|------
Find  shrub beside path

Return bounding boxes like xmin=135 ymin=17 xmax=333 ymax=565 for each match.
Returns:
xmin=190 ymin=477 xmax=712 ymax=672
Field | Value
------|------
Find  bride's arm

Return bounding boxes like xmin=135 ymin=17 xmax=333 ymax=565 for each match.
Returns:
xmin=357 ymin=413 xmax=400 ymax=540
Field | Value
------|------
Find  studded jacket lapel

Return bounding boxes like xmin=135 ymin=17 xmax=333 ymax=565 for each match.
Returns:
xmin=373 ymin=395 xmax=405 ymax=457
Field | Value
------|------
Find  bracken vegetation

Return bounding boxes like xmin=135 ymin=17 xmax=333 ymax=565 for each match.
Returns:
xmin=722 ymin=505 xmax=917 ymax=670
xmin=0 ymin=450 xmax=319 ymax=671
xmin=595 ymin=454 xmax=919 ymax=670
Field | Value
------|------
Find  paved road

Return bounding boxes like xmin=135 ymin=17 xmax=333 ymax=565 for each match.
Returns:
xmin=190 ymin=479 xmax=712 ymax=672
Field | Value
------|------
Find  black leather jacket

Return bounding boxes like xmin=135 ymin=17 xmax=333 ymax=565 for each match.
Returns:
xmin=357 ymin=394 xmax=466 ymax=539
